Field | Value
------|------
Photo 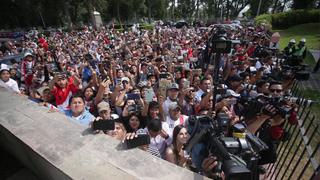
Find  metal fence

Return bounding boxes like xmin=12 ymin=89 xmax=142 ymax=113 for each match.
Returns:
xmin=263 ymin=80 xmax=320 ymax=180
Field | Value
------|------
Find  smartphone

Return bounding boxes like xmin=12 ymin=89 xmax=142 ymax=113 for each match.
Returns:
xmin=126 ymin=93 xmax=140 ymax=100
xmin=184 ymin=63 xmax=190 ymax=70
xmin=116 ymin=78 xmax=122 ymax=85
xmin=183 ymin=80 xmax=190 ymax=88
xmin=124 ymin=134 xmax=151 ymax=149
xmin=216 ymin=88 xmax=227 ymax=95
xmin=159 ymin=73 xmax=169 ymax=79
xmin=174 ymin=66 xmax=183 ymax=72
xmin=145 ymin=88 xmax=154 ymax=103
xmin=192 ymin=69 xmax=202 ymax=75
xmin=104 ymin=61 xmax=111 ymax=69
xmin=159 ymin=79 xmax=171 ymax=97
xmin=92 ymin=120 xmax=115 ymax=131
xmin=128 ymin=104 xmax=141 ymax=113
xmin=147 ymin=66 xmax=154 ymax=75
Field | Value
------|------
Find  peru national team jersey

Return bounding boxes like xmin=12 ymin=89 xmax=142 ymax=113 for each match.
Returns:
xmin=52 ymin=77 xmax=78 ymax=111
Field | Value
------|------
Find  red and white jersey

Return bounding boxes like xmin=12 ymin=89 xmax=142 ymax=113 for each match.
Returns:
xmin=51 ymin=77 xmax=78 ymax=111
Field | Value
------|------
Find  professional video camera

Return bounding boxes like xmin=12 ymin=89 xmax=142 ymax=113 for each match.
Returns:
xmin=201 ymin=27 xmax=232 ymax=70
xmin=240 ymin=95 xmax=294 ymax=120
xmin=185 ymin=115 xmax=268 ymax=180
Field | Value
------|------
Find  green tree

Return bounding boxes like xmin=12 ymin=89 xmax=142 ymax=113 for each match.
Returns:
xmin=292 ymin=0 xmax=316 ymax=9
xmin=250 ymin=0 xmax=273 ymax=17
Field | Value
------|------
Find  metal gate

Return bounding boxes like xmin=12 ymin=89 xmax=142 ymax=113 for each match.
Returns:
xmin=264 ymin=80 xmax=320 ymax=180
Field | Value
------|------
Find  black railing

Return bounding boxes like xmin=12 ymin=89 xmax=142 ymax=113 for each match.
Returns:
xmin=264 ymin=80 xmax=320 ymax=180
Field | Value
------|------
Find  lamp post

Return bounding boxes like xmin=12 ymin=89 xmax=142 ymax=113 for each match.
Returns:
xmin=257 ymin=0 xmax=262 ymax=16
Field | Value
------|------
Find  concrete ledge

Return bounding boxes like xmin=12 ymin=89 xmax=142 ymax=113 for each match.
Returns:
xmin=0 ymin=88 xmax=208 ymax=180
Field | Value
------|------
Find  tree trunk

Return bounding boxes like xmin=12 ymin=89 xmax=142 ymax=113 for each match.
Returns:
xmin=196 ymin=0 xmax=200 ymax=20
xmin=226 ymin=0 xmax=230 ymax=20
xmin=148 ymin=0 xmax=152 ymax=23
xmin=64 ymin=1 xmax=73 ymax=28
xmin=272 ymin=0 xmax=280 ymax=13
xmin=171 ymin=0 xmax=175 ymax=21
xmin=117 ymin=1 xmax=122 ymax=28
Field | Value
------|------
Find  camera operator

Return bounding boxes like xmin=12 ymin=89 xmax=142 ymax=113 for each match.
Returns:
xmin=283 ymin=39 xmax=296 ymax=58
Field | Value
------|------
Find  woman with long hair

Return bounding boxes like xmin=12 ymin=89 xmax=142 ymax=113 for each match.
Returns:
xmin=164 ymin=125 xmax=191 ymax=168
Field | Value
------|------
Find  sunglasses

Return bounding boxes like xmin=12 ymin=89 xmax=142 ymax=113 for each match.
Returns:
xmin=270 ymin=89 xmax=282 ymax=93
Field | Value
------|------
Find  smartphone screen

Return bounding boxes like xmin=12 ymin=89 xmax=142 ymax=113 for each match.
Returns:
xmin=92 ymin=120 xmax=115 ymax=131
xmin=159 ymin=73 xmax=168 ymax=79
xmin=124 ymin=134 xmax=150 ymax=149
xmin=126 ymin=93 xmax=140 ymax=100
xmin=183 ymin=80 xmax=190 ymax=88
xmin=145 ymin=88 xmax=154 ymax=103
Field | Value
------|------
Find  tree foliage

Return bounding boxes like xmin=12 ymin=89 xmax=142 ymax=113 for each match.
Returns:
xmin=0 ymin=0 xmax=319 ymax=28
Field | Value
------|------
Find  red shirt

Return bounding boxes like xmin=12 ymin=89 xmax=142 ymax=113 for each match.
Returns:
xmin=51 ymin=77 xmax=78 ymax=110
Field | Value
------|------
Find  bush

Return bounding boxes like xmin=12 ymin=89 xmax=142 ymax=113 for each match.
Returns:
xmin=255 ymin=9 xmax=320 ymax=29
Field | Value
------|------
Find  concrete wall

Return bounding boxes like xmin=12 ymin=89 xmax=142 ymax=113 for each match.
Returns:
xmin=0 ymin=88 xmax=208 ymax=180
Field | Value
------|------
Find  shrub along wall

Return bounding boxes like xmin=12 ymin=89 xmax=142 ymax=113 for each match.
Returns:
xmin=255 ymin=9 xmax=320 ymax=29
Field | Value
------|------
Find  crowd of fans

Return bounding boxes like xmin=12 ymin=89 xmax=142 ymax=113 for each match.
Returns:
xmin=0 ymin=22 xmax=308 ymax=179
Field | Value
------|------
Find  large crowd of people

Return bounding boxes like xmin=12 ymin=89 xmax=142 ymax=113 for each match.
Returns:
xmin=0 ymin=22 xmax=308 ymax=179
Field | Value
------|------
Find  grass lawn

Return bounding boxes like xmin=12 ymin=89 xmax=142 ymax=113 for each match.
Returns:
xmin=275 ymin=23 xmax=320 ymax=50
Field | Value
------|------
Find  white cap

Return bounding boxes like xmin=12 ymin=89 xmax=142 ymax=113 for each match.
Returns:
xmin=300 ymin=38 xmax=306 ymax=43
xmin=121 ymin=77 xmax=130 ymax=82
xmin=24 ymin=52 xmax=34 ymax=58
xmin=0 ymin=64 xmax=9 ymax=71
xmin=289 ymin=39 xmax=296 ymax=43
xmin=249 ymin=66 xmax=257 ymax=73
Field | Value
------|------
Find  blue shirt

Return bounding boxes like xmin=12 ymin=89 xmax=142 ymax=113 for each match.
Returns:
xmin=64 ymin=109 xmax=95 ymax=126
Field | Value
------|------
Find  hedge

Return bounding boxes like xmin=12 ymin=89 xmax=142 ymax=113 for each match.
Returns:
xmin=255 ymin=9 xmax=320 ymax=29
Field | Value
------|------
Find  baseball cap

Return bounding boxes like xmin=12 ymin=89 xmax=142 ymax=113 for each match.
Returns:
xmin=97 ymin=101 xmax=110 ymax=113
xmin=55 ymin=72 xmax=67 ymax=79
xmin=121 ymin=77 xmax=130 ymax=82
xmin=225 ymin=89 xmax=241 ymax=98
xmin=24 ymin=52 xmax=34 ymax=58
xmin=228 ymin=75 xmax=242 ymax=82
xmin=37 ymin=86 xmax=50 ymax=97
xmin=167 ymin=83 xmax=179 ymax=90
xmin=168 ymin=102 xmax=181 ymax=111
xmin=0 ymin=64 xmax=9 ymax=72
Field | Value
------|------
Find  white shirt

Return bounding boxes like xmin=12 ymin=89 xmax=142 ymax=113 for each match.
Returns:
xmin=162 ymin=97 xmax=176 ymax=117
xmin=145 ymin=128 xmax=167 ymax=158
xmin=0 ymin=78 xmax=20 ymax=93
xmin=162 ymin=115 xmax=189 ymax=145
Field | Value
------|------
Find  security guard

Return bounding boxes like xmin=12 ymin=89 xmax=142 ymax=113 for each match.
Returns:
xmin=292 ymin=38 xmax=307 ymax=66
xmin=283 ymin=39 xmax=296 ymax=58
